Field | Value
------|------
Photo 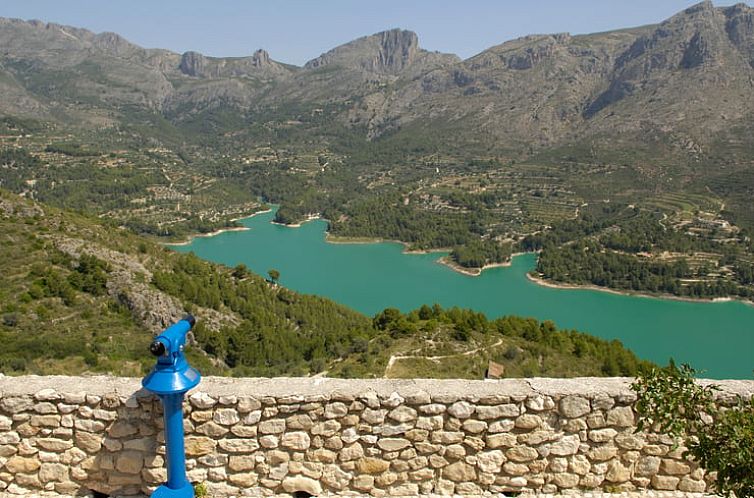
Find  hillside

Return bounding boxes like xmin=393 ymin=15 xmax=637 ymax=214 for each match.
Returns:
xmin=0 ymin=190 xmax=652 ymax=378
xmin=2 ymin=1 xmax=754 ymax=294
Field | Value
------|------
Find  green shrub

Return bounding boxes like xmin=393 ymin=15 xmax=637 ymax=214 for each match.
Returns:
xmin=632 ymin=364 xmax=754 ymax=498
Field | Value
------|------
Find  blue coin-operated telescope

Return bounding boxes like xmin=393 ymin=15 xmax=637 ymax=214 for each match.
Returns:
xmin=142 ymin=315 xmax=201 ymax=498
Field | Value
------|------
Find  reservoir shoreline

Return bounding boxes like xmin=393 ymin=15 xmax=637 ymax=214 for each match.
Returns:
xmin=166 ymin=209 xmax=271 ymax=246
xmin=176 ymin=211 xmax=753 ymax=305
xmin=170 ymin=209 xmax=754 ymax=378
xmin=525 ymin=272 xmax=751 ymax=307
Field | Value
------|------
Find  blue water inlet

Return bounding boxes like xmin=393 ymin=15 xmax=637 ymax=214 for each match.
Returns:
xmin=142 ymin=315 xmax=201 ymax=498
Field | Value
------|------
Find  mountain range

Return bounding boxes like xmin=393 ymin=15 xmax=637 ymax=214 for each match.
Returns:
xmin=1 ymin=0 xmax=753 ymax=154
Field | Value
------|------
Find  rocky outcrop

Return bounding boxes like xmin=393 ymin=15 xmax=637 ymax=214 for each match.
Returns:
xmin=0 ymin=376 xmax=749 ymax=496
xmin=304 ymin=29 xmax=452 ymax=75
xmin=47 ymin=235 xmax=238 ymax=334
xmin=178 ymin=48 xmax=289 ymax=79
xmin=179 ymin=51 xmax=206 ymax=77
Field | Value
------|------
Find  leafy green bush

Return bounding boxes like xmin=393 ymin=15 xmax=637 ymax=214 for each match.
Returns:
xmin=632 ymin=364 xmax=754 ymax=497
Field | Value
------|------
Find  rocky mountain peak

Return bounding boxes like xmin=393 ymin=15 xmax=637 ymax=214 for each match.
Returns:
xmin=179 ymin=50 xmax=206 ymax=77
xmin=304 ymin=28 xmax=422 ymax=74
xmin=372 ymin=28 xmax=420 ymax=72
xmin=251 ymin=48 xmax=271 ymax=67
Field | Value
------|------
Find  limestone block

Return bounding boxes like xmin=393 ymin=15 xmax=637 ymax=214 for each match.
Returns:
xmin=324 ymin=402 xmax=348 ymax=419
xmin=404 ymin=428 xmax=428 ymax=442
xmin=678 ymin=476 xmax=706 ymax=492
xmin=0 ymin=397 xmax=33 ymax=413
xmin=259 ymin=435 xmax=279 ymax=448
xmin=568 ymin=455 xmax=591 ymax=476
xmin=115 ymin=451 xmax=143 ymax=474
xmin=442 ymin=460 xmax=476 ymax=482
xmin=347 ymin=474 xmax=372 ymax=492
xmin=661 ymin=458 xmax=691 ymax=475
xmin=39 ymin=463 xmax=68 ymax=483
xmin=321 ymin=464 xmax=352 ymax=490
xmin=549 ymin=457 xmax=568 ymax=473
xmin=430 ymin=431 xmax=464 ymax=444
xmin=361 ymin=408 xmax=386 ymax=424
xmin=435 ymin=478 xmax=455 ymax=495
xmin=476 ymin=450 xmax=504 ymax=473
xmin=236 ymin=396 xmax=261 ymax=413
xmin=32 ymin=403 xmax=56 ymax=415
xmin=461 ymin=419 xmax=487 ymax=434
xmin=606 ymin=406 xmax=635 ymax=427
xmin=381 ymin=392 xmax=405 ymax=408
xmin=551 ymin=472 xmax=580 ymax=487
xmin=324 ymin=435 xmax=343 ymax=450
xmin=464 ymin=436 xmax=485 ymax=452
xmin=652 ymin=474 xmax=680 ymax=490
xmin=30 ymin=416 xmax=60 ymax=428
xmin=193 ymin=421 xmax=227 ymax=437
xmin=588 ymin=428 xmax=618 ymax=443
xmin=281 ymin=431 xmax=311 ymax=451
xmin=308 ymin=448 xmax=337 ymax=463
xmin=242 ymin=410 xmax=261 ymax=425
xmin=15 ymin=472 xmax=42 ymax=488
xmin=526 ymin=395 xmax=555 ymax=411
xmin=381 ymin=422 xmax=413 ymax=436
xmin=475 ymin=404 xmax=519 ymax=419
xmin=588 ymin=445 xmax=618 ymax=461
xmin=91 ymin=409 xmax=117 ymax=421
xmin=213 ymin=409 xmax=240 ymax=426
xmin=506 ymin=446 xmax=538 ymax=462
xmin=0 ymin=433 xmax=20 ymax=445
xmin=286 ymin=414 xmax=313 ymax=431
xmin=456 ymin=482 xmax=482 ymax=495
xmin=311 ymin=420 xmax=340 ymax=437
xmin=283 ymin=475 xmax=322 ymax=495
xmin=189 ymin=392 xmax=216 ymax=409
xmin=559 ymin=396 xmax=590 ymax=418
xmin=228 ymin=472 xmax=258 ymax=487
xmin=184 ymin=436 xmax=217 ymax=456
xmin=586 ymin=412 xmax=606 ymax=428
xmin=514 ymin=414 xmax=541 ymax=429
xmin=447 ymin=401 xmax=474 ymax=419
xmin=338 ymin=442 xmax=363 ymax=461
xmin=228 ymin=455 xmax=255 ymax=471
xmin=416 ymin=415 xmax=443 ymax=431
xmin=635 ymin=455 xmax=661 ymax=476
xmin=356 ymin=457 xmax=390 ymax=474
xmin=604 ymin=461 xmax=631 ymax=483
xmin=142 ymin=467 xmax=167 ymax=484
xmin=486 ymin=433 xmax=517 ymax=448
xmin=388 ymin=405 xmax=417 ymax=423
xmin=548 ymin=434 xmax=580 ymax=456
xmin=418 ymin=403 xmax=446 ymax=415
xmin=35 ymin=438 xmax=73 ymax=452
xmin=74 ymin=419 xmax=104 ymax=433
xmin=377 ymin=438 xmax=411 ymax=451
xmin=4 ymin=456 xmax=40 ymax=473
xmin=258 ymin=419 xmax=285 ymax=434
xmin=488 ymin=419 xmax=515 ymax=433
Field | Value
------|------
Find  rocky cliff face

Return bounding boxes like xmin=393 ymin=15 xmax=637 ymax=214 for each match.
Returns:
xmin=179 ymin=48 xmax=289 ymax=78
xmin=305 ymin=29 xmax=423 ymax=74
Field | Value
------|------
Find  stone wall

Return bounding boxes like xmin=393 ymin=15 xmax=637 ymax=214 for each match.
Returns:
xmin=0 ymin=376 xmax=751 ymax=496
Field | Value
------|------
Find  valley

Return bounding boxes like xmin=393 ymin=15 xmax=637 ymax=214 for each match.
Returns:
xmin=1 ymin=1 xmax=754 ymax=378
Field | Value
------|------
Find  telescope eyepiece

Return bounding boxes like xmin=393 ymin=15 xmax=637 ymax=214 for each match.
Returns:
xmin=150 ymin=340 xmax=166 ymax=357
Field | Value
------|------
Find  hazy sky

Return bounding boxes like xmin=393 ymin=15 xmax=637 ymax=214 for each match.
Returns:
xmin=1 ymin=1 xmax=750 ymax=65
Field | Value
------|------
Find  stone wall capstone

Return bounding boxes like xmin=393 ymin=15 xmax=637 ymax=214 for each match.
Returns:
xmin=0 ymin=376 xmax=751 ymax=496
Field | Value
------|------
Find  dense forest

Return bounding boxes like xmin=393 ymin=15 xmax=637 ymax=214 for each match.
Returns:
xmin=525 ymin=205 xmax=754 ymax=299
